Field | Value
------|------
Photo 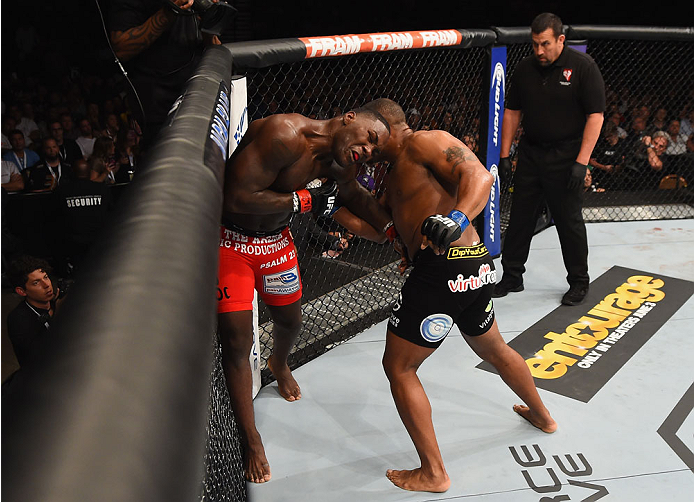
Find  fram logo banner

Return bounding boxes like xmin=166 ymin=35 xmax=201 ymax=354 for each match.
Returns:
xmin=477 ymin=266 xmax=694 ymax=402
xmin=300 ymin=30 xmax=462 ymax=58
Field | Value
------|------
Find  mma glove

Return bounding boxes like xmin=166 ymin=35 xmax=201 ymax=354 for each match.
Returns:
xmin=499 ymin=156 xmax=513 ymax=183
xmin=421 ymin=210 xmax=470 ymax=251
xmin=382 ymin=220 xmax=399 ymax=243
xmin=567 ymin=162 xmax=588 ymax=190
xmin=293 ymin=180 xmax=339 ymax=216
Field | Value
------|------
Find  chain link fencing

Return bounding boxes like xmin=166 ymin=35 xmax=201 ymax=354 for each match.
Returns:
xmin=200 ymin=27 xmax=693 ymax=501
xmin=502 ymin=37 xmax=694 ymax=229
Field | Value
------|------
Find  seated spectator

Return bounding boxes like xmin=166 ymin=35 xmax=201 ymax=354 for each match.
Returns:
xmin=647 ymin=105 xmax=668 ymax=134
xmin=1 ymin=115 xmax=17 ymax=151
xmin=665 ymin=119 xmax=689 ymax=155
xmin=23 ymin=138 xmax=69 ymax=192
xmin=589 ymin=122 xmax=628 ymax=190
xmin=607 ymin=111 xmax=628 ymax=139
xmin=89 ymin=136 xmax=118 ymax=184
xmin=640 ymin=131 xmax=672 ymax=187
xmin=461 ymin=132 xmax=479 ymax=154
xmin=60 ymin=111 xmax=79 ymax=141
xmin=54 ymin=158 xmax=113 ymax=273
xmin=8 ymin=103 xmax=40 ymax=148
xmin=680 ymin=108 xmax=694 ymax=139
xmin=583 ymin=166 xmax=605 ymax=193
xmin=2 ymin=160 xmax=25 ymax=192
xmin=49 ymin=120 xmax=83 ymax=166
xmin=622 ymin=116 xmax=650 ymax=181
xmin=2 ymin=129 xmax=40 ymax=172
xmin=114 ymin=124 xmax=141 ymax=182
xmin=75 ymin=118 xmax=97 ymax=159
xmin=6 ymin=255 xmax=65 ymax=368
xmin=102 ymin=113 xmax=121 ymax=141
xmin=407 ymin=110 xmax=422 ymax=130
xmin=85 ymin=102 xmax=103 ymax=135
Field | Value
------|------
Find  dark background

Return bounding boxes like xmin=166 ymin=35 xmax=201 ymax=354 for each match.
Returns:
xmin=1 ymin=0 xmax=688 ymax=79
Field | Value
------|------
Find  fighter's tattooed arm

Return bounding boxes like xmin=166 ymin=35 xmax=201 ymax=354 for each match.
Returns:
xmin=110 ymin=9 xmax=173 ymax=62
xmin=443 ymin=145 xmax=478 ymax=175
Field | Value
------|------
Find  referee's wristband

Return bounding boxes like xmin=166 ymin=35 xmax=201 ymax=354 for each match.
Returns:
xmin=447 ymin=210 xmax=470 ymax=232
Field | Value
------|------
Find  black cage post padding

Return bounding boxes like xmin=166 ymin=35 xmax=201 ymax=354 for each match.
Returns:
xmin=2 ymin=45 xmax=233 ymax=502
xmin=493 ymin=25 xmax=694 ymax=44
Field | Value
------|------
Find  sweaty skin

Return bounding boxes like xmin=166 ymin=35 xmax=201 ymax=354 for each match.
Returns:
xmin=220 ymin=110 xmax=391 ymax=484
xmin=384 ymin=129 xmax=493 ymax=258
xmin=374 ymin=105 xmax=556 ymax=493
xmin=223 ymin=112 xmax=391 ymax=232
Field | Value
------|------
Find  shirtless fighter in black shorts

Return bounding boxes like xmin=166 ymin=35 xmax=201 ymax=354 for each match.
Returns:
xmin=365 ymin=99 xmax=557 ymax=493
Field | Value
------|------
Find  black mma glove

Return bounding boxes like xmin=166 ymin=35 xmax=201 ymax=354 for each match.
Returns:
xmin=421 ymin=210 xmax=470 ymax=251
xmin=567 ymin=162 xmax=587 ymax=190
xmin=293 ymin=180 xmax=339 ymax=216
xmin=499 ymin=156 xmax=513 ymax=183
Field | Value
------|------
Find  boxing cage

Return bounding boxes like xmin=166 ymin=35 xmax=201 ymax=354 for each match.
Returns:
xmin=3 ymin=25 xmax=692 ymax=502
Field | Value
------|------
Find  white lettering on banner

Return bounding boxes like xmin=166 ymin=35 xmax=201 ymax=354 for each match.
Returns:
xmin=491 ymin=62 xmax=505 ymax=147
xmin=420 ymin=30 xmax=458 ymax=47
xmin=488 ymin=165 xmax=498 ymax=243
xmin=233 ymin=107 xmax=247 ymax=148
xmin=305 ymin=35 xmax=362 ymax=57
xmin=210 ymin=87 xmax=230 ymax=157
xmin=448 ymin=263 xmax=497 ymax=292
xmin=370 ymin=32 xmax=414 ymax=51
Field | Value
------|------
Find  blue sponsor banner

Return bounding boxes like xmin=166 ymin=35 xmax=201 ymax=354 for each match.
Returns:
xmin=483 ymin=46 xmax=506 ymax=257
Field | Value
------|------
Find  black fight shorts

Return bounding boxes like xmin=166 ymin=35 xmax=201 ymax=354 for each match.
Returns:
xmin=388 ymin=244 xmax=497 ymax=349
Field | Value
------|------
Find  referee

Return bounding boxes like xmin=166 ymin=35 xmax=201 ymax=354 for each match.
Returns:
xmin=493 ymin=12 xmax=605 ymax=306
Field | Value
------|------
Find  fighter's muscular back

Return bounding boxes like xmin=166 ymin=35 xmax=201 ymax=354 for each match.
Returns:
xmin=385 ymin=130 xmax=494 ymax=261
xmin=222 ymin=113 xmax=384 ymax=233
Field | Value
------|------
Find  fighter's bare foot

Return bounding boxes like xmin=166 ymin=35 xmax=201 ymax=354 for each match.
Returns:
xmin=386 ymin=468 xmax=450 ymax=493
xmin=267 ymin=355 xmax=301 ymax=402
xmin=513 ymin=404 xmax=557 ymax=433
xmin=243 ymin=436 xmax=272 ymax=483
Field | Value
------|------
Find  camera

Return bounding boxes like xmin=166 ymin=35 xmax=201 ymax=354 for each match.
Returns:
xmin=166 ymin=0 xmax=237 ymax=36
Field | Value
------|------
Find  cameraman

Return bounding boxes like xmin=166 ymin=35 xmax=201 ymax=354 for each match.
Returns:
xmin=108 ymin=0 xmax=222 ymax=152
xmin=6 ymin=256 xmax=69 ymax=370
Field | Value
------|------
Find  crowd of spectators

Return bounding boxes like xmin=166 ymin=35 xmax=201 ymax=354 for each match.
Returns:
xmin=586 ymin=96 xmax=694 ymax=192
xmin=1 ymin=63 xmax=141 ymax=285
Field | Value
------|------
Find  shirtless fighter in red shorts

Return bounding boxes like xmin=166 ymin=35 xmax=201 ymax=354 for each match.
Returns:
xmin=219 ymin=108 xmax=394 ymax=483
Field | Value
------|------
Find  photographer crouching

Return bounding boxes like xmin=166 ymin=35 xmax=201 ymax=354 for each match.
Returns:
xmin=108 ymin=0 xmax=236 ymax=154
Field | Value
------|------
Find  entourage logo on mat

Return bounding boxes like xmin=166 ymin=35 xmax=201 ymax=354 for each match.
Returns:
xmin=477 ymin=266 xmax=694 ymax=402
xmin=509 ymin=443 xmax=607 ymax=500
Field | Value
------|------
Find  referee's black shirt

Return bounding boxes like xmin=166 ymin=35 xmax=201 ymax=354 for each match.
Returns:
xmin=506 ymin=46 xmax=605 ymax=144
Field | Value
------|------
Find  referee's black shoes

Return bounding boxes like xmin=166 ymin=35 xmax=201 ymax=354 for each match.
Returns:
xmin=492 ymin=276 xmax=524 ymax=298
xmin=561 ymin=283 xmax=589 ymax=306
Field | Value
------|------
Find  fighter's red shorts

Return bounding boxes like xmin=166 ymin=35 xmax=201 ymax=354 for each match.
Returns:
xmin=217 ymin=225 xmax=302 ymax=313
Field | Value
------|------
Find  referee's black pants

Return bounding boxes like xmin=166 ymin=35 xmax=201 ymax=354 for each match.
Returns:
xmin=500 ymin=140 xmax=589 ymax=287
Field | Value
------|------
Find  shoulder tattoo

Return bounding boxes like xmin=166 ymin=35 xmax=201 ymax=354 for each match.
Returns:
xmin=443 ymin=146 xmax=475 ymax=174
